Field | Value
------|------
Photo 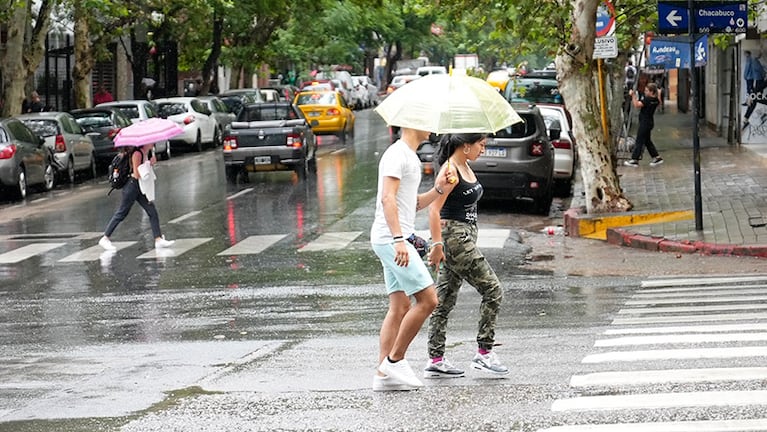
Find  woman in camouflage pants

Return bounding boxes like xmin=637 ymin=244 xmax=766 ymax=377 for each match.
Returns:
xmin=423 ymin=133 xmax=509 ymax=379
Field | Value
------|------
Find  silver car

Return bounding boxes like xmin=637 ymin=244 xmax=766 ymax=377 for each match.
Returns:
xmin=0 ymin=118 xmax=55 ymax=199
xmin=17 ymin=112 xmax=96 ymax=183
xmin=197 ymin=96 xmax=236 ymax=147
xmin=538 ymin=104 xmax=576 ymax=197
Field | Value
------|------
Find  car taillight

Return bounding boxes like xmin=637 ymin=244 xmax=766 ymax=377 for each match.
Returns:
xmin=529 ymin=139 xmax=545 ymax=156
xmin=326 ymin=108 xmax=340 ymax=116
xmin=286 ymin=133 xmax=302 ymax=148
xmin=551 ymin=137 xmax=572 ymax=150
xmin=55 ymin=134 xmax=66 ymax=152
xmin=183 ymin=116 xmax=195 ymax=125
xmin=108 ymin=128 xmax=121 ymax=139
xmin=223 ymin=136 xmax=238 ymax=151
xmin=0 ymin=144 xmax=17 ymax=159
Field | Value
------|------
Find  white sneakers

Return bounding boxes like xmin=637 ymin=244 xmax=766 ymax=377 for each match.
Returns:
xmin=155 ymin=236 xmax=175 ymax=249
xmin=374 ymin=357 xmax=423 ymax=391
xmin=99 ymin=235 xmax=175 ymax=250
xmin=98 ymin=236 xmax=116 ymax=251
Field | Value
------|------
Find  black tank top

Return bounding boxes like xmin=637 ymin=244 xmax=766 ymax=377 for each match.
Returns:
xmin=440 ymin=169 xmax=483 ymax=224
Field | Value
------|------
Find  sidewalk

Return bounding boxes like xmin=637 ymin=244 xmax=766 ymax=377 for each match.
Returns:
xmin=565 ymin=103 xmax=767 ymax=258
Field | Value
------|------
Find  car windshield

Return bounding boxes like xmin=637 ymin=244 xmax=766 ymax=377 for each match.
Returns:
xmin=157 ymin=103 xmax=187 ymax=117
xmin=295 ymin=93 xmax=337 ymax=105
xmin=539 ymin=109 xmax=564 ymax=131
xmin=72 ymin=113 xmax=113 ymax=132
xmin=241 ymin=105 xmax=298 ymax=122
xmin=493 ymin=114 xmax=537 ymax=138
xmin=21 ymin=119 xmax=58 ymax=137
xmin=111 ymin=105 xmax=140 ymax=119
xmin=505 ymin=78 xmax=563 ymax=104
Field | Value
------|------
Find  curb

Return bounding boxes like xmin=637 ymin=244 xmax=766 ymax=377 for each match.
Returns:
xmin=565 ymin=207 xmax=767 ymax=258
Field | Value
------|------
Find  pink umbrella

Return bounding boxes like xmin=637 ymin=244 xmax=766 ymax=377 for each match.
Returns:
xmin=113 ymin=117 xmax=184 ymax=148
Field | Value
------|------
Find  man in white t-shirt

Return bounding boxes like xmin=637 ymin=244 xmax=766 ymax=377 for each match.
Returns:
xmin=370 ymin=127 xmax=455 ymax=391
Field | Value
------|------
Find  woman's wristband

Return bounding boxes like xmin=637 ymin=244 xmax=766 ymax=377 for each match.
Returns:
xmin=434 ymin=186 xmax=444 ymax=195
xmin=431 ymin=241 xmax=444 ymax=249
xmin=393 ymin=235 xmax=404 ymax=243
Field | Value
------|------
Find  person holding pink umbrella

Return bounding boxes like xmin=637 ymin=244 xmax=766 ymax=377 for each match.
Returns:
xmin=98 ymin=118 xmax=182 ymax=251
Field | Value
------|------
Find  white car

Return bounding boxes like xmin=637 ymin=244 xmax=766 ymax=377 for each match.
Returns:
xmin=154 ymin=97 xmax=218 ymax=152
xmin=538 ymin=104 xmax=576 ymax=197
xmin=96 ymin=100 xmax=171 ymax=160
xmin=197 ymin=96 xmax=236 ymax=146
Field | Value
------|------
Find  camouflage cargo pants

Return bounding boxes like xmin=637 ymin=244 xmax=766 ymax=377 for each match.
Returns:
xmin=427 ymin=220 xmax=503 ymax=358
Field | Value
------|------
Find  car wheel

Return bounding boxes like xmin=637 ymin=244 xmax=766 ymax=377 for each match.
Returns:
xmin=15 ymin=167 xmax=28 ymax=200
xmin=88 ymin=154 xmax=97 ymax=179
xmin=194 ymin=131 xmax=203 ymax=152
xmin=225 ymin=166 xmax=240 ymax=183
xmin=162 ymin=142 xmax=171 ymax=160
xmin=337 ymin=127 xmax=347 ymax=144
xmin=295 ymin=158 xmax=308 ymax=180
xmin=41 ymin=159 xmax=55 ymax=191
xmin=213 ymin=128 xmax=222 ymax=147
xmin=65 ymin=158 xmax=75 ymax=184
xmin=535 ymin=186 xmax=554 ymax=216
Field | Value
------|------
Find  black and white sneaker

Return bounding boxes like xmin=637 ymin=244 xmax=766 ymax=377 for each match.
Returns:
xmin=649 ymin=157 xmax=664 ymax=167
xmin=424 ymin=358 xmax=465 ymax=378
xmin=623 ymin=159 xmax=639 ymax=167
xmin=471 ymin=351 xmax=509 ymax=376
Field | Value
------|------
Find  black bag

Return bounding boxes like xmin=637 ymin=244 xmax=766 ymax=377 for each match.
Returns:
xmin=407 ymin=234 xmax=428 ymax=258
xmin=107 ymin=150 xmax=141 ymax=194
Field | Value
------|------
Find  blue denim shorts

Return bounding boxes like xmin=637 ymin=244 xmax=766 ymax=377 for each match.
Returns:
xmin=371 ymin=242 xmax=434 ymax=296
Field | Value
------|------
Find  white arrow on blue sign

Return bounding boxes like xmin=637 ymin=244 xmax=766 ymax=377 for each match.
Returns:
xmin=658 ymin=2 xmax=690 ymax=33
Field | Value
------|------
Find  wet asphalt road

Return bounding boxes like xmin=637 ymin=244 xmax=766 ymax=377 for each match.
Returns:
xmin=1 ymin=109 xmax=766 ymax=431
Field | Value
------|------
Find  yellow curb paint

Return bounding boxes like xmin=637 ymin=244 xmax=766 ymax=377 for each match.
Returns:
xmin=577 ymin=210 xmax=694 ymax=240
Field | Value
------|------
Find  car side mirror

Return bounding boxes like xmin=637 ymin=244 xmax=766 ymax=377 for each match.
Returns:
xmin=549 ymin=120 xmax=562 ymax=141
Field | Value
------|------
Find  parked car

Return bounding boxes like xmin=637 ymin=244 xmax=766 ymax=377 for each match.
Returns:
xmin=222 ymin=102 xmax=317 ymax=181
xmin=416 ymin=65 xmax=448 ymax=77
xmin=95 ymin=100 xmax=171 ymax=159
xmin=197 ymin=95 xmax=236 ymax=146
xmin=70 ymin=107 xmax=135 ymax=167
xmin=0 ymin=118 xmax=56 ymax=199
xmin=538 ymin=104 xmax=577 ymax=197
xmin=154 ymin=97 xmax=218 ymax=152
xmin=293 ymin=90 xmax=355 ymax=143
xmin=387 ymin=74 xmax=420 ymax=94
xmin=259 ymin=88 xmax=283 ymax=102
xmin=220 ymin=88 xmax=263 ymax=104
xmin=504 ymin=73 xmax=563 ymax=105
xmin=17 ymin=112 xmax=97 ymax=183
xmin=471 ymin=104 xmax=556 ymax=215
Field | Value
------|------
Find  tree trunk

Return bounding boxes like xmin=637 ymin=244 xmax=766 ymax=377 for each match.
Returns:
xmin=1 ymin=3 xmax=29 ymax=117
xmin=557 ymin=0 xmax=632 ymax=213
xmin=200 ymin=14 xmax=223 ymax=96
xmin=23 ymin=0 xmax=53 ymax=78
xmin=71 ymin=4 xmax=95 ymax=109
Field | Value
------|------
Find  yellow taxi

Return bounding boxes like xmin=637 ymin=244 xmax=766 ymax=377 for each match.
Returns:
xmin=486 ymin=69 xmax=511 ymax=92
xmin=293 ymin=90 xmax=355 ymax=143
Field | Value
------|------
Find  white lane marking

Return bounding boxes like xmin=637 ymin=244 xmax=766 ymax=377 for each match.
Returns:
xmin=59 ymin=242 xmax=137 ymax=262
xmin=168 ymin=211 xmax=202 ymax=224
xmin=0 ymin=243 xmax=66 ymax=264
xmin=634 ymin=286 xmax=767 ymax=297
xmin=414 ymin=228 xmax=510 ymax=249
xmin=537 ymin=418 xmax=767 ymax=431
xmin=605 ymin=323 xmax=767 ymax=335
xmin=0 ymin=232 xmax=102 ymax=241
xmin=299 ymin=231 xmax=362 ymax=252
xmin=626 ymin=294 xmax=767 ymax=306
xmin=641 ymin=276 xmax=767 ymax=288
xmin=551 ymin=390 xmax=767 ymax=412
xmin=227 ymin=188 xmax=254 ymax=200
xmin=582 ymin=346 xmax=767 ymax=363
xmin=570 ymin=367 xmax=767 ymax=387
xmin=330 ymin=148 xmax=347 ymax=155
xmin=595 ymin=332 xmax=767 ymax=347
xmin=217 ymin=235 xmax=288 ymax=255
xmin=136 ymin=238 xmax=213 ymax=259
xmin=612 ymin=312 xmax=767 ymax=325
xmin=618 ymin=303 xmax=767 ymax=314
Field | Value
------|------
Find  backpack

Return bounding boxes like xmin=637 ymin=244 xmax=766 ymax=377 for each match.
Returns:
xmin=107 ymin=149 xmax=141 ymax=194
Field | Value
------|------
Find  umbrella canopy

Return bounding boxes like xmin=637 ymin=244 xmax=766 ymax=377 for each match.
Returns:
xmin=113 ymin=118 xmax=184 ymax=148
xmin=375 ymin=74 xmax=522 ymax=134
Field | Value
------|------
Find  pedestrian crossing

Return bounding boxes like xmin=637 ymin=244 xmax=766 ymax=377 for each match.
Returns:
xmin=0 ymin=228 xmax=513 ymax=264
xmin=539 ymin=275 xmax=767 ymax=432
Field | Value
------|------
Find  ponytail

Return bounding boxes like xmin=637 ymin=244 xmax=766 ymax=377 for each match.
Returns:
xmin=435 ymin=133 xmax=486 ymax=165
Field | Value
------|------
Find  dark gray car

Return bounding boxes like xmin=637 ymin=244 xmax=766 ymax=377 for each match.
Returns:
xmin=470 ymin=104 xmax=557 ymax=215
xmin=70 ymin=108 xmax=134 ymax=167
xmin=0 ymin=118 xmax=55 ymax=199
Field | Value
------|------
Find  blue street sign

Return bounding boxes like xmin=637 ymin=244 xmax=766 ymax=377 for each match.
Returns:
xmin=649 ymin=35 xmax=708 ymax=69
xmin=657 ymin=1 xmax=747 ymax=34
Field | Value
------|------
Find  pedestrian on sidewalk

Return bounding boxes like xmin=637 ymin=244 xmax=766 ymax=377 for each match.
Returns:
xmin=424 ymin=133 xmax=509 ymax=380
xmin=624 ymin=82 xmax=663 ymax=167
xmin=98 ymin=143 xmax=175 ymax=252
xmin=369 ymin=126 xmax=453 ymax=392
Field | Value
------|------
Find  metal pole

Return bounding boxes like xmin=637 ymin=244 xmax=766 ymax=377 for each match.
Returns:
xmin=689 ymin=0 xmax=703 ymax=230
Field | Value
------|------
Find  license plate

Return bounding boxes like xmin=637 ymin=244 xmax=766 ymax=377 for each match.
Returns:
xmin=484 ymin=147 xmax=507 ymax=158
xmin=308 ymin=111 xmax=321 ymax=117
xmin=253 ymin=156 xmax=271 ymax=165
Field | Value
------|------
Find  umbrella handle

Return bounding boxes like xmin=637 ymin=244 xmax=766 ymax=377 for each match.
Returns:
xmin=446 ymin=159 xmax=458 ymax=184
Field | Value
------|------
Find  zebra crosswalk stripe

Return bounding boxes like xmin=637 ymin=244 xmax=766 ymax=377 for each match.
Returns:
xmin=136 ymin=238 xmax=213 ymax=259
xmin=0 ymin=243 xmax=66 ymax=264
xmin=551 ymin=390 xmax=767 ymax=412
xmin=217 ymin=235 xmax=288 ymax=255
xmin=299 ymin=231 xmax=362 ymax=252
xmin=59 ymin=242 xmax=137 ymax=262
xmin=537 ymin=418 xmax=767 ymax=431
xmin=570 ymin=367 xmax=767 ymax=387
